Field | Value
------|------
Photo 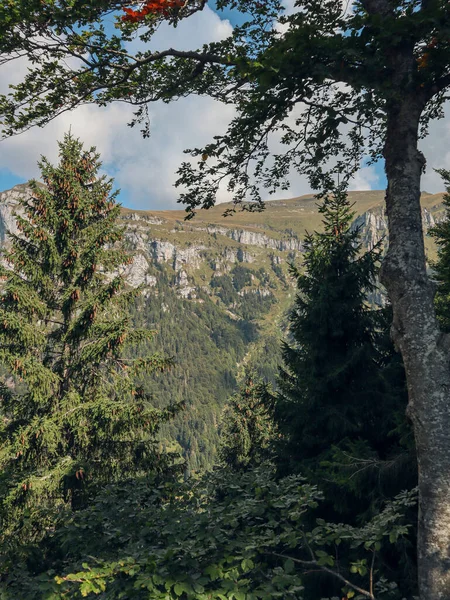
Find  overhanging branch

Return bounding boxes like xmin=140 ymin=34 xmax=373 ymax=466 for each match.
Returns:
xmin=359 ymin=0 xmax=395 ymax=15
xmin=431 ymin=72 xmax=450 ymax=96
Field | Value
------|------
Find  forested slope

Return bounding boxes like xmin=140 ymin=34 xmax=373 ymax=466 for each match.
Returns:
xmin=0 ymin=184 xmax=443 ymax=470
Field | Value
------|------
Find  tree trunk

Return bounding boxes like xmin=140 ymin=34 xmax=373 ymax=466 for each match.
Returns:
xmin=381 ymin=96 xmax=450 ymax=599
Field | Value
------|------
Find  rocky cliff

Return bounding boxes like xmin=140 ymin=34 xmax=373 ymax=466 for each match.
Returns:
xmin=0 ymin=185 xmax=444 ymax=297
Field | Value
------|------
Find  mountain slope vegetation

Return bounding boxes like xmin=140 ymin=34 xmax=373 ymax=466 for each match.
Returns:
xmin=0 ymin=184 xmax=443 ymax=470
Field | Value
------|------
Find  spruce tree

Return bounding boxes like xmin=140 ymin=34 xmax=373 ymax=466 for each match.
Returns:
xmin=218 ymin=372 xmax=275 ymax=471
xmin=274 ymin=187 xmax=416 ymax=599
xmin=0 ymin=134 xmax=177 ymax=548
xmin=276 ymin=186 xmax=414 ymax=516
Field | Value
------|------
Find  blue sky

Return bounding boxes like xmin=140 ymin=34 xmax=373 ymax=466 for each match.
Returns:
xmin=0 ymin=2 xmax=446 ymax=209
xmin=0 ymin=169 xmax=22 ymax=195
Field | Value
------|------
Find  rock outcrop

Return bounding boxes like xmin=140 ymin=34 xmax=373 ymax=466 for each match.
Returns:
xmin=351 ymin=207 xmax=388 ymax=250
xmin=227 ymin=228 xmax=303 ymax=252
xmin=352 ymin=204 xmax=443 ymax=251
xmin=150 ymin=240 xmax=206 ymax=271
xmin=0 ymin=185 xmax=24 ymax=242
xmin=124 ymin=254 xmax=157 ymax=288
xmin=0 ymin=184 xmax=444 ymax=294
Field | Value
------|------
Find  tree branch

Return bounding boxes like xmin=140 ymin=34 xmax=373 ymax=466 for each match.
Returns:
xmin=271 ymin=552 xmax=376 ymax=600
xmin=430 ymin=72 xmax=450 ymax=97
xmin=359 ymin=0 xmax=395 ymax=15
xmin=369 ymin=550 xmax=376 ymax=598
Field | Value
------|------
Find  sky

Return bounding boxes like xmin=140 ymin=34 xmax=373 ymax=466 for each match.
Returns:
xmin=0 ymin=1 xmax=449 ymax=210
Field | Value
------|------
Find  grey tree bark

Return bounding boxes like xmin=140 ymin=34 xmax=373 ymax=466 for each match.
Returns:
xmin=381 ymin=90 xmax=450 ymax=599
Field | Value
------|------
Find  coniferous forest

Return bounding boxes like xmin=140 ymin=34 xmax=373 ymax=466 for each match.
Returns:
xmin=1 ymin=1 xmax=450 ymax=599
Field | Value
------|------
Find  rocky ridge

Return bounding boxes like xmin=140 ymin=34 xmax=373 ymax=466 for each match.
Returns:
xmin=0 ymin=185 xmax=444 ymax=300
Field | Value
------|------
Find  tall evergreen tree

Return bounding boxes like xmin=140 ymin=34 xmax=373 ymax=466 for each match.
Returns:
xmin=0 ymin=134 xmax=178 ymax=549
xmin=218 ymin=372 xmax=276 ymax=471
xmin=275 ymin=186 xmax=416 ymax=598
xmin=276 ymin=186 xmax=414 ymax=516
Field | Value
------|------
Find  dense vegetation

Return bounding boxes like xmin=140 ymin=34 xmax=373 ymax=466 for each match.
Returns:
xmin=127 ymin=262 xmax=279 ymax=472
xmin=0 ymin=135 xmax=432 ymax=599
xmin=3 ymin=0 xmax=450 ymax=595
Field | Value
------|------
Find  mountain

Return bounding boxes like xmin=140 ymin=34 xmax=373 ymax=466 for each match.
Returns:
xmin=0 ymin=184 xmax=444 ymax=471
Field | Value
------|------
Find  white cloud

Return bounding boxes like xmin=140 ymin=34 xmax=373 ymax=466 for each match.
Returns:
xmin=0 ymin=6 xmax=235 ymax=209
xmin=142 ymin=5 xmax=232 ymax=50
xmin=349 ymin=165 xmax=380 ymax=191
xmin=106 ymin=96 xmax=235 ymax=209
xmin=420 ymin=107 xmax=450 ymax=193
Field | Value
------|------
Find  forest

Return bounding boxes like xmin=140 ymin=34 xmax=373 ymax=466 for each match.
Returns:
xmin=1 ymin=1 xmax=450 ymax=599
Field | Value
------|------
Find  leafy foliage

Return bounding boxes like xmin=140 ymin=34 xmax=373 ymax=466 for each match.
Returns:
xmin=121 ymin=0 xmax=186 ymax=23
xmin=0 ymin=465 xmax=416 ymax=600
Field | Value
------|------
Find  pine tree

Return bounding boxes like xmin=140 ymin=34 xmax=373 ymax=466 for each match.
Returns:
xmin=276 ymin=186 xmax=414 ymax=515
xmin=218 ymin=373 xmax=276 ymax=472
xmin=0 ymin=134 xmax=177 ymax=548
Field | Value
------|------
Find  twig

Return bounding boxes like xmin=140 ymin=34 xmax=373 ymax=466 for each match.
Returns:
xmin=271 ymin=552 xmax=376 ymax=600
xmin=369 ymin=549 xmax=376 ymax=598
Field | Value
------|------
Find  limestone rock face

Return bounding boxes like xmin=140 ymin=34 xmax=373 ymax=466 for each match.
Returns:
xmin=175 ymin=269 xmax=196 ymax=298
xmin=174 ymin=246 xmax=205 ymax=271
xmin=150 ymin=240 xmax=176 ymax=263
xmin=0 ymin=185 xmax=25 ymax=242
xmin=124 ymin=254 xmax=156 ymax=288
xmin=422 ymin=207 xmax=436 ymax=229
xmin=195 ymin=223 xmax=302 ymax=252
xmin=236 ymin=248 xmax=254 ymax=263
xmin=352 ymin=204 xmax=443 ymax=251
xmin=228 ymin=228 xmax=303 ymax=252
xmin=238 ymin=287 xmax=272 ymax=298
xmin=150 ymin=240 xmax=206 ymax=271
xmin=123 ymin=212 xmax=165 ymax=225
xmin=222 ymin=248 xmax=238 ymax=264
xmin=125 ymin=229 xmax=149 ymax=252
xmin=351 ymin=207 xmax=388 ymax=250
xmin=0 ymin=184 xmax=445 ymax=297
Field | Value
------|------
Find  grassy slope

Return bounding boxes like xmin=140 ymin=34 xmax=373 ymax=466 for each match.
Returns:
xmin=122 ymin=190 xmax=442 ymax=229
